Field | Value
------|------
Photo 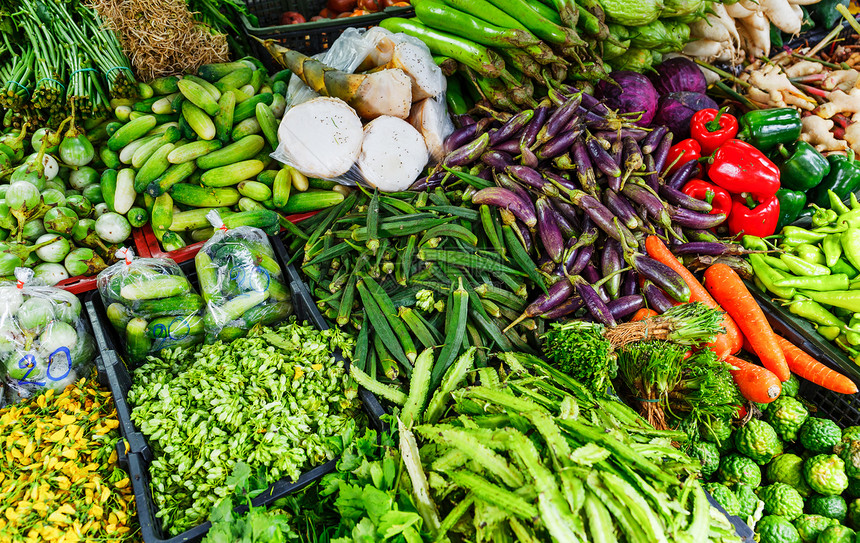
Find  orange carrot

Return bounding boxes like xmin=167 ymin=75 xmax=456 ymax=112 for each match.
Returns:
xmin=725 ymin=355 xmax=781 ymax=403
xmin=704 ymin=264 xmax=790 ymax=381
xmin=645 ymin=236 xmax=742 ymax=357
xmin=775 ymin=336 xmax=858 ymax=394
xmin=630 ymin=308 xmax=657 ymax=322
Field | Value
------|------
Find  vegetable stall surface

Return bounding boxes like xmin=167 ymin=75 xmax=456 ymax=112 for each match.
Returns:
xmin=126 ymin=320 xmax=363 ymax=535
xmin=0 ymin=379 xmax=139 ymax=541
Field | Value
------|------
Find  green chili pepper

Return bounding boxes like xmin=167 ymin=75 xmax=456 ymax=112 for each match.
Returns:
xmin=851 ymin=193 xmax=860 ymax=210
xmin=775 ymin=273 xmax=849 ymax=291
xmin=842 ymin=228 xmax=860 ymax=272
xmin=799 ymin=289 xmax=860 ymax=313
xmin=818 ymin=326 xmax=841 ymax=341
xmin=812 ymin=207 xmax=839 ymax=228
xmin=794 ymin=243 xmax=826 ymax=266
xmin=787 ymin=297 xmax=846 ymax=328
xmin=823 ymin=234 xmax=843 ymax=267
xmin=762 ymin=255 xmax=791 ymax=272
xmin=781 ymin=226 xmax=827 ymax=246
xmin=831 ymin=257 xmax=859 ymax=279
xmin=829 ymin=190 xmax=853 ymax=215
xmin=780 ymin=253 xmax=832 ymax=276
xmin=742 ymin=235 xmax=768 ymax=251
xmin=750 ymin=254 xmax=796 ymax=298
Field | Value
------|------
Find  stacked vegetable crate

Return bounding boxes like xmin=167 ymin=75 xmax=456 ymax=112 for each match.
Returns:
xmin=240 ymin=0 xmax=414 ymax=70
xmin=85 ymin=236 xmax=385 ymax=543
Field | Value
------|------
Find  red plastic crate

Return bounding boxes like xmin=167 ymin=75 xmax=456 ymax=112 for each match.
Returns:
xmin=139 ymin=211 xmax=319 ymax=264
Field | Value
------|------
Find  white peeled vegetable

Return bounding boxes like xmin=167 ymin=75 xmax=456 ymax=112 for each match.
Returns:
xmin=278 ymin=97 xmax=364 ymax=179
xmin=358 ymin=27 xmax=397 ymax=71
xmin=691 ymin=16 xmax=732 ymax=43
xmin=353 ymin=69 xmax=413 ymax=120
xmin=408 ymin=98 xmax=454 ymax=162
xmin=358 ymin=116 xmax=429 ymax=192
xmin=726 ymin=2 xmax=756 ymax=18
xmin=383 ymin=42 xmax=445 ymax=101
xmin=683 ymin=39 xmax=723 ymax=59
xmin=762 ymin=0 xmax=802 ymax=34
xmin=740 ymin=11 xmax=771 ymax=59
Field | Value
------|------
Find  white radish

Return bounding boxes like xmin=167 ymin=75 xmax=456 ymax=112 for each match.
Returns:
xmin=382 ymin=42 xmax=445 ymax=101
xmin=738 ymin=0 xmax=762 ymax=12
xmin=762 ymin=0 xmax=802 ymax=34
xmin=787 ymin=0 xmax=819 ymax=5
xmin=691 ymin=16 xmax=731 ymax=43
xmin=740 ymin=11 xmax=771 ymax=59
xmin=726 ymin=2 xmax=756 ymax=18
xmin=408 ymin=98 xmax=454 ymax=162
xmin=358 ymin=116 xmax=428 ymax=192
xmin=683 ymin=39 xmax=723 ymax=59
xmin=277 ymin=97 xmax=364 ymax=179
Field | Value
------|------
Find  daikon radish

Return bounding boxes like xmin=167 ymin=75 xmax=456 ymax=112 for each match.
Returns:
xmin=763 ymin=0 xmax=801 ymax=34
xmin=358 ymin=116 xmax=428 ymax=192
xmin=278 ymin=97 xmax=364 ymax=179
xmin=726 ymin=2 xmax=756 ymax=18
xmin=691 ymin=16 xmax=731 ymax=43
xmin=683 ymin=39 xmax=723 ymax=59
xmin=408 ymin=98 xmax=453 ymax=162
xmin=381 ymin=41 xmax=444 ymax=101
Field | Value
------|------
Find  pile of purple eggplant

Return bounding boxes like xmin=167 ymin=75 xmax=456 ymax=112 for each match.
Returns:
xmin=413 ymin=86 xmax=748 ymax=329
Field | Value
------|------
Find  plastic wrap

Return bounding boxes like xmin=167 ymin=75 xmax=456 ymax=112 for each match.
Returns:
xmin=272 ymin=27 xmax=453 ymax=192
xmin=3 ymin=268 xmax=96 ymax=403
xmin=97 ymin=248 xmax=204 ymax=364
xmin=196 ymin=211 xmax=292 ymax=343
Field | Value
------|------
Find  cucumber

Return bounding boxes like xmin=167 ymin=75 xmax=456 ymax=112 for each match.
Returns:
xmin=243 ymin=301 xmax=291 ymax=328
xmin=146 ymin=314 xmax=204 ymax=339
xmin=170 ymin=184 xmax=241 ymax=207
xmin=183 ymin=74 xmax=221 ymax=102
xmin=277 ymin=190 xmax=344 ymax=213
xmin=121 ymin=274 xmax=190 ymax=300
xmin=129 ymin=111 xmax=178 ymax=124
xmin=272 ymin=167 xmax=291 ymax=208
xmin=308 ymin=178 xmax=339 ymax=190
xmin=272 ymin=80 xmax=288 ymax=96
xmin=248 ymin=70 xmax=265 ymax=94
xmin=215 ymin=91 xmax=236 ymax=145
xmin=147 ymin=161 xmax=198 ymax=197
xmin=268 ymin=279 xmax=290 ymax=302
xmin=177 ymin=78 xmax=220 ymax=116
xmin=136 ymin=293 xmax=204 ymax=318
xmin=151 ymin=193 xmax=174 ymax=241
xmin=168 ymin=140 xmax=223 ymax=164
xmin=253 ymin=149 xmax=273 ymax=169
xmin=127 ymin=207 xmax=149 ymax=228
xmin=272 ymin=69 xmax=292 ymax=85
xmin=207 ymin=290 xmax=268 ymax=329
xmin=238 ymin=180 xmax=272 ymax=202
xmin=105 ymin=121 xmax=123 ymax=137
xmin=147 ymin=121 xmax=180 ymax=137
xmin=198 ymin=61 xmax=253 ymax=82
xmin=135 ymin=142 xmax=176 ymax=192
xmin=191 ymin=227 xmax=214 ymax=241
xmin=114 ymin=168 xmax=137 ymax=214
xmin=152 ymin=93 xmax=180 ymax=115
xmin=195 ymin=251 xmax=221 ymax=304
xmin=161 ymin=231 xmax=187 ymax=251
xmin=257 ymin=170 xmax=277 ymax=187
xmin=150 ymin=76 xmax=180 ymax=95
xmin=218 ymin=67 xmax=253 ymax=89
xmin=107 ymin=302 xmax=134 ymax=332
xmin=132 ymin=96 xmax=160 ymax=113
xmin=197 ymin=135 xmax=264 ymax=170
xmin=231 ymin=118 xmax=261 ymax=141
xmin=107 ymin=115 xmax=158 ymax=151
xmin=222 ymin=210 xmax=279 ymax=233
xmin=131 ymin=135 xmax=167 ymax=169
xmin=170 ymin=207 xmax=231 ymax=232
xmin=100 ymin=147 xmax=121 ymax=169
xmin=182 ymin=101 xmax=216 ymax=141
xmin=270 ymin=93 xmax=286 ymax=118
xmin=126 ymin=318 xmax=152 ymax=361
xmin=119 ymin=135 xmax=159 ymax=165
xmin=200 ymin=160 xmax=265 ymax=188
xmin=238 ymin=198 xmax=266 ymax=212
xmin=101 ymin=169 xmax=119 ymax=212
xmin=177 ymin=115 xmax=196 ymax=141
xmin=255 ymin=103 xmax=279 ymax=149
xmin=234 ymin=93 xmax=273 ymax=123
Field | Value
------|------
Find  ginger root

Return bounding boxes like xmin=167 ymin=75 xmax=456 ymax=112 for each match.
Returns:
xmin=816 ymin=88 xmax=860 ymax=121
xmin=746 ymin=64 xmax=816 ymax=110
xmin=801 ymin=115 xmax=849 ymax=152
xmin=822 ymin=69 xmax=860 ymax=92
xmin=844 ymin=122 xmax=860 ymax=154
xmin=785 ymin=61 xmax=824 ymax=78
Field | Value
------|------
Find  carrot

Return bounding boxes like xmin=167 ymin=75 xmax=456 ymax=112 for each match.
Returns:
xmin=704 ymin=263 xmax=790 ymax=382
xmin=775 ymin=336 xmax=858 ymax=394
xmin=630 ymin=308 xmax=657 ymax=322
xmin=725 ymin=355 xmax=782 ymax=403
xmin=645 ymin=236 xmax=743 ymax=357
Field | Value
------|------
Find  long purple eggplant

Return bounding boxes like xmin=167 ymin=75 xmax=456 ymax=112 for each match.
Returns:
xmin=553 ymin=199 xmax=580 ymax=225
xmin=685 ymin=229 xmax=721 ymax=243
xmin=641 ymin=126 xmax=667 ymax=155
xmin=622 ymin=136 xmax=644 ymax=174
xmin=493 ymin=139 xmax=522 ymax=154
xmin=444 ymin=132 xmax=490 ymax=167
xmin=620 ymin=182 xmax=671 ymax=226
xmin=489 ymin=109 xmax=534 ymax=146
xmin=572 ymin=140 xmax=598 ymax=195
xmin=585 ymin=134 xmax=622 ymax=178
xmin=643 ymin=281 xmax=674 ymax=314
xmin=507 ymin=165 xmax=558 ymax=197
xmin=569 ymin=191 xmax=638 ymax=248
xmin=665 ymin=159 xmax=699 ymax=189
xmin=567 ymin=243 xmax=594 ymax=275
xmin=607 ymin=295 xmax=645 ymax=319
xmin=520 ymin=100 xmax=550 ymax=152
xmin=652 ymin=132 xmax=674 ymax=175
xmin=643 ymin=154 xmax=659 ymax=192
xmin=472 ymin=187 xmax=537 ymax=228
xmin=536 ymin=95 xmax=582 ymax=146
xmin=668 ymin=206 xmax=726 ymax=229
xmin=601 ymin=239 xmax=623 ymax=299
xmin=542 ymin=171 xmax=578 ymax=196
xmin=453 ymin=114 xmax=476 ymax=128
xmin=409 ymin=171 xmax=445 ymax=191
xmin=536 ymin=197 xmax=565 ymax=263
xmin=596 ymin=129 xmax=649 ymax=143
xmin=495 ymin=173 xmax=532 ymax=206
xmin=506 ymin=279 xmax=573 ymax=330
xmin=444 ymin=124 xmax=479 ymax=154
xmin=541 ymin=295 xmax=584 ymax=319
xmin=624 ymin=251 xmax=691 ymax=302
xmin=659 ymin=185 xmax=712 ymax=212
xmin=620 ymin=270 xmax=639 ymax=297
xmin=520 ymin=145 xmax=539 ymax=168
xmin=482 ymin=150 xmax=514 ymax=170
xmin=517 ymin=222 xmax=533 ymax=253
xmin=604 ymin=188 xmax=641 ymax=230
xmin=672 ymin=242 xmax=747 ymax=256
xmin=562 ymin=85 xmax=611 ymax=116
xmin=573 ymin=275 xmax=615 ymax=326
xmin=583 ymin=263 xmax=610 ymax=303
xmin=551 ymin=202 xmax=576 ymax=238
xmin=537 ymin=128 xmax=583 ymax=160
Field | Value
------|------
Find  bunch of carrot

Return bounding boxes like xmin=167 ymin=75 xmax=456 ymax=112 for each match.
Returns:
xmin=645 ymin=236 xmax=858 ymax=401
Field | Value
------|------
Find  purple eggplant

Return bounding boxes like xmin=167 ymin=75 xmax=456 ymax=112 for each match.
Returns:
xmin=652 ymin=132 xmax=674 ymax=175
xmin=670 ymin=224 xmax=686 ymax=244
xmin=520 ymin=145 xmax=539 ymax=168
xmin=453 ymin=115 xmax=476 ymax=128
xmin=551 ymin=203 xmax=577 ymax=238
xmin=520 ymin=100 xmax=550 ymax=152
xmin=570 ymin=190 xmax=638 ymax=248
xmin=585 ymin=135 xmax=622 ymax=178
xmin=444 ymin=132 xmax=490 ymax=167
xmin=684 ymin=229 xmax=720 ymax=243
xmin=536 ymin=197 xmax=565 ymax=263
xmin=554 ymin=199 xmax=580 ymax=225
xmin=516 ymin=222 xmax=533 ymax=253
xmin=541 ymin=295 xmax=584 ymax=319
xmin=601 ymin=239 xmax=623 ymax=299
xmin=489 ymin=109 xmax=534 ymax=146
xmin=409 ymin=171 xmax=446 ymax=191
xmin=568 ymin=243 xmax=594 ymax=276
xmin=668 ymin=206 xmax=726 ymax=229
xmin=537 ymin=128 xmax=583 ymax=160
xmin=536 ymin=94 xmax=581 ymax=146
xmin=625 ymin=252 xmax=691 ymax=302
xmin=538 ymin=254 xmax=556 ymax=274
xmin=641 ymin=126 xmax=667 ymax=155
xmin=583 ymin=262 xmax=610 ymax=302
xmin=572 ymin=140 xmax=598 ymax=195
xmin=596 ymin=129 xmax=648 ymax=143
xmin=473 ymin=167 xmax=493 ymax=182
xmin=507 ymin=165 xmax=557 ymax=197
xmin=495 ymin=173 xmax=532 ymax=206
xmin=573 ymin=275 xmax=615 ymax=326
xmin=542 ymin=171 xmax=578 ymax=195
xmin=604 ymin=188 xmax=641 ymax=230
xmin=643 ymin=281 xmax=674 ymax=314
xmin=659 ymin=185 xmax=712 ymax=212
xmin=444 ymin=124 xmax=479 ymax=154
xmin=620 ymin=270 xmax=639 ymax=297
xmin=643 ymin=154 xmax=659 ymax=192
xmin=482 ymin=150 xmax=514 ymax=170
xmin=621 ymin=182 xmax=670 ymax=226
xmin=607 ymin=295 xmax=645 ymax=319
xmin=493 ymin=139 xmax=522 ymax=154
xmin=562 ymin=86 xmax=611 ymax=117
xmin=510 ymin=278 xmax=573 ymax=328
xmin=672 ymin=242 xmax=747 ymax=256
xmin=665 ymin=159 xmax=699 ymax=189
xmin=622 ymin=136 xmax=644 ymax=174
xmin=472 ymin=186 xmax=537 ymax=228
xmin=547 ymin=87 xmax=567 ymax=107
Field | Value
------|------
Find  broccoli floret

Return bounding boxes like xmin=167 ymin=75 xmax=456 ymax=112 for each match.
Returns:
xmin=542 ymin=321 xmax=614 ymax=396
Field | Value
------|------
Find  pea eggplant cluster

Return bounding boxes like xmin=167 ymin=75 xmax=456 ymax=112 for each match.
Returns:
xmin=416 ymin=86 xmax=744 ymax=326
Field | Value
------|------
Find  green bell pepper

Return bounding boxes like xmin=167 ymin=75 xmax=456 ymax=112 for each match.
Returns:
xmin=775 ymin=188 xmax=807 ymax=231
xmin=775 ymin=141 xmax=830 ymax=191
xmin=808 ymin=150 xmax=860 ymax=207
xmin=737 ymin=108 xmax=802 ymax=151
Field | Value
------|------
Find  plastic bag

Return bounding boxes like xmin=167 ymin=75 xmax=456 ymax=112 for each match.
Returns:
xmin=272 ymin=27 xmax=453 ymax=191
xmin=3 ymin=268 xmax=96 ymax=403
xmin=196 ymin=211 xmax=293 ymax=343
xmin=97 ymin=248 xmax=204 ymax=364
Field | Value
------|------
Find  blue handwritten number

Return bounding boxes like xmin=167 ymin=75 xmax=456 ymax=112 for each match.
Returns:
xmin=151 ymin=317 xmax=192 ymax=353
xmin=17 ymin=353 xmax=43 ymax=386
xmin=46 ymin=347 xmax=72 ymax=381
xmin=17 ymin=347 xmax=71 ymax=386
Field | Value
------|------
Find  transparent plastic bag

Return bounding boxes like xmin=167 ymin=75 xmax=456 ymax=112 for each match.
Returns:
xmin=97 ymin=248 xmax=204 ymax=364
xmin=3 ymin=268 xmax=96 ymax=404
xmin=272 ymin=27 xmax=453 ymax=191
xmin=196 ymin=211 xmax=293 ymax=343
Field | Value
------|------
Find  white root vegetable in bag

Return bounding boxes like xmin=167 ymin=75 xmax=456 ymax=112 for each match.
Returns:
xmin=358 ymin=116 xmax=429 ymax=192
xmin=409 ymin=97 xmax=455 ymax=162
xmin=382 ymin=41 xmax=445 ymax=101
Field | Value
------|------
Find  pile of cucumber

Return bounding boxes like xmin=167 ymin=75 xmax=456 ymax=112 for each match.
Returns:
xmin=102 ymin=59 xmax=348 ymax=253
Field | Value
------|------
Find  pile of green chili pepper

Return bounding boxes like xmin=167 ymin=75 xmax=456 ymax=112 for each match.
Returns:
xmin=746 ymin=188 xmax=860 ymax=360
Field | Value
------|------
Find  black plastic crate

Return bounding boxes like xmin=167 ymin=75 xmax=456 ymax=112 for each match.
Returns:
xmin=240 ymin=0 xmax=413 ymax=71
xmin=85 ymin=236 xmax=385 ymax=543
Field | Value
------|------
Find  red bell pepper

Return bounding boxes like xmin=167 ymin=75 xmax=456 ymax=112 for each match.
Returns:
xmin=665 ymin=138 xmax=702 ymax=177
xmin=707 ymin=139 xmax=781 ymax=200
xmin=727 ymin=194 xmax=780 ymax=238
xmin=682 ymin=179 xmax=732 ymax=218
xmin=691 ymin=107 xmax=739 ymax=156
